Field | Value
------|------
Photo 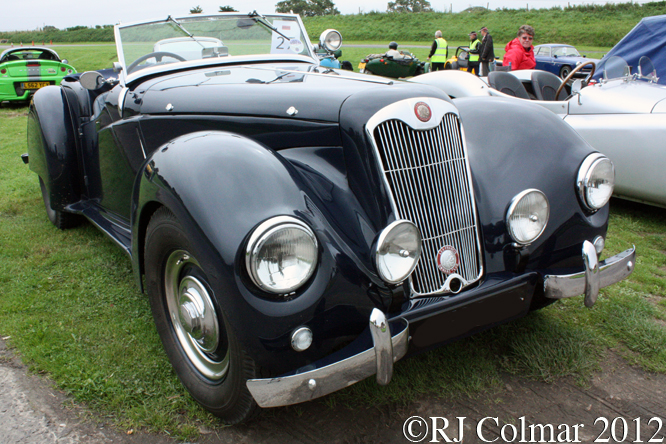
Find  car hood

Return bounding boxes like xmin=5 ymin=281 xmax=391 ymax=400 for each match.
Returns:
xmin=135 ymin=64 xmax=395 ymax=122
xmin=573 ymin=78 xmax=666 ymax=114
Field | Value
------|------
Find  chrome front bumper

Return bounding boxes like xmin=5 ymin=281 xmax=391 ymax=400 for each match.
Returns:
xmin=246 ymin=309 xmax=409 ymax=408
xmin=544 ymin=241 xmax=635 ymax=307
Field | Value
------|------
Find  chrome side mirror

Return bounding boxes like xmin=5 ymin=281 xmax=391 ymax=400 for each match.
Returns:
xmin=571 ymin=79 xmax=583 ymax=105
xmin=571 ymin=79 xmax=583 ymax=94
xmin=80 ymin=71 xmax=106 ymax=91
xmin=62 ymin=59 xmax=69 ymax=64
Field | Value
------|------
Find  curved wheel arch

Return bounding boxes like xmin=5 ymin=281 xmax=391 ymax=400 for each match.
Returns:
xmin=559 ymin=64 xmax=572 ymax=79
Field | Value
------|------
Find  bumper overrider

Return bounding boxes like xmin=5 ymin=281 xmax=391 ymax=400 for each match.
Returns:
xmin=247 ymin=309 xmax=409 ymax=408
xmin=246 ymin=241 xmax=635 ymax=408
xmin=544 ymin=241 xmax=635 ymax=307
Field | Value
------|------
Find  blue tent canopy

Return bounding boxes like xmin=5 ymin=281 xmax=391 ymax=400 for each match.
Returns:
xmin=592 ymin=14 xmax=666 ymax=85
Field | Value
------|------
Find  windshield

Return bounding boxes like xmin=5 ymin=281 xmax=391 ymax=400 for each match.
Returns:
xmin=638 ymin=56 xmax=658 ymax=82
xmin=552 ymin=46 xmax=580 ymax=58
xmin=116 ymin=13 xmax=313 ymax=79
xmin=602 ymin=55 xmax=658 ymax=82
xmin=603 ymin=56 xmax=630 ymax=80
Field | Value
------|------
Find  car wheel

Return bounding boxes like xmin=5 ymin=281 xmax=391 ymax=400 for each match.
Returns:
xmin=444 ymin=63 xmax=452 ymax=70
xmin=144 ymin=207 xmax=259 ymax=424
xmin=39 ymin=177 xmax=81 ymax=229
xmin=560 ymin=65 xmax=572 ymax=79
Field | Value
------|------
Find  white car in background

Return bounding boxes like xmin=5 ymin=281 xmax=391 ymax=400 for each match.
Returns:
xmin=154 ymin=36 xmax=228 ymax=60
xmin=414 ymin=56 xmax=666 ymax=208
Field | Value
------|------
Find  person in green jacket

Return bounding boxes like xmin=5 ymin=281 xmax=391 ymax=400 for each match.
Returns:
xmin=427 ymin=30 xmax=448 ymax=71
xmin=468 ymin=30 xmax=481 ymax=76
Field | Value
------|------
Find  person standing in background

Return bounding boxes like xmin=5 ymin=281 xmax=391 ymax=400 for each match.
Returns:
xmin=427 ymin=30 xmax=448 ymax=71
xmin=468 ymin=31 xmax=481 ymax=76
xmin=502 ymin=25 xmax=536 ymax=71
xmin=479 ymin=27 xmax=495 ymax=76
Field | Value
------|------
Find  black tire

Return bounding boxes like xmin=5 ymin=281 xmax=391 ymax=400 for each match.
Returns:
xmin=39 ymin=177 xmax=81 ymax=229
xmin=559 ymin=65 xmax=572 ymax=79
xmin=144 ymin=207 xmax=259 ymax=424
xmin=444 ymin=62 xmax=452 ymax=70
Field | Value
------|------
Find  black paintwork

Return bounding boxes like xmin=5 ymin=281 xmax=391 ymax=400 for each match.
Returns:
xmin=27 ymin=57 xmax=606 ymax=375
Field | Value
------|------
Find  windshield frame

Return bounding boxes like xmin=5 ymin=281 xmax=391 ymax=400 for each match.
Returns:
xmin=113 ymin=12 xmax=317 ymax=87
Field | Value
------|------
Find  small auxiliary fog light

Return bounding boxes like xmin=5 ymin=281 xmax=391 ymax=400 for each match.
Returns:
xmin=593 ymin=236 xmax=605 ymax=255
xmin=291 ymin=327 xmax=313 ymax=352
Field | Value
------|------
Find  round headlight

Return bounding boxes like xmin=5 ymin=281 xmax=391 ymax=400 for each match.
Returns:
xmin=578 ymin=153 xmax=615 ymax=211
xmin=246 ymin=216 xmax=318 ymax=294
xmin=506 ymin=189 xmax=550 ymax=245
xmin=375 ymin=220 xmax=422 ymax=284
xmin=319 ymin=29 xmax=342 ymax=52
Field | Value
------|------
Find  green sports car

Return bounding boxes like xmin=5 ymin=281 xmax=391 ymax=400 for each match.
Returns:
xmin=0 ymin=47 xmax=76 ymax=103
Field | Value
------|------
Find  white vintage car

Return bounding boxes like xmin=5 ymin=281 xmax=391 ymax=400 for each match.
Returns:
xmin=413 ymin=56 xmax=666 ymax=208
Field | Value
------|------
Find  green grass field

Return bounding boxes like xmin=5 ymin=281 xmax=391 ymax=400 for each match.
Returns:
xmin=0 ymin=42 xmax=664 ymax=439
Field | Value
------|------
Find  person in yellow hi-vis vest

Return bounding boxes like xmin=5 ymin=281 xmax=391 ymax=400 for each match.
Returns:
xmin=427 ymin=30 xmax=448 ymax=71
xmin=468 ymin=30 xmax=481 ymax=76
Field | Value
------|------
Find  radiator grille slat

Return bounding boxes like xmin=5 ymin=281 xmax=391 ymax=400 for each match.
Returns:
xmin=372 ymin=115 xmax=482 ymax=296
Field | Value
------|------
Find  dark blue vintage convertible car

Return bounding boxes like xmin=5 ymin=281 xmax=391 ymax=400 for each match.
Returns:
xmin=535 ymin=44 xmax=600 ymax=78
xmin=25 ymin=12 xmax=635 ymax=424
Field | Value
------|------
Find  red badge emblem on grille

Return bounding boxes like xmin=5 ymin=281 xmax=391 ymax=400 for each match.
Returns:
xmin=414 ymin=102 xmax=431 ymax=122
xmin=436 ymin=245 xmax=459 ymax=274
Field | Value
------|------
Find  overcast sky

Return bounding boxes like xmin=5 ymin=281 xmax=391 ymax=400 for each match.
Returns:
xmin=1 ymin=0 xmax=651 ymax=32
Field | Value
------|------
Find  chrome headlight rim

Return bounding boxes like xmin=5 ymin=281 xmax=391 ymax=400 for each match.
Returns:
xmin=506 ymin=188 xmax=550 ymax=246
xmin=375 ymin=219 xmax=422 ymax=285
xmin=577 ymin=153 xmax=615 ymax=212
xmin=245 ymin=216 xmax=318 ymax=295
xmin=319 ymin=29 xmax=342 ymax=52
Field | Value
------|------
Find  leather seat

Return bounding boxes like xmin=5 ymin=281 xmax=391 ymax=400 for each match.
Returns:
xmin=488 ymin=71 xmax=531 ymax=99
xmin=531 ymin=70 xmax=568 ymax=101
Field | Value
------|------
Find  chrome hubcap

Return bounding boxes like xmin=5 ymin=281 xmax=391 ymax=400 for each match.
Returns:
xmin=178 ymin=277 xmax=219 ymax=353
xmin=165 ymin=250 xmax=228 ymax=380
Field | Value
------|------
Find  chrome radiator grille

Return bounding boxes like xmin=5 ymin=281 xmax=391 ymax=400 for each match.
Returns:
xmin=371 ymin=114 xmax=482 ymax=296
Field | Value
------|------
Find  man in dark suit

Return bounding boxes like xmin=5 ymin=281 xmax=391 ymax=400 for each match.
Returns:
xmin=479 ymin=27 xmax=495 ymax=76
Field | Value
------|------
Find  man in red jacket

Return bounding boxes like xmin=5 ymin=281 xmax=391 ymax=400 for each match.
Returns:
xmin=502 ymin=25 xmax=536 ymax=71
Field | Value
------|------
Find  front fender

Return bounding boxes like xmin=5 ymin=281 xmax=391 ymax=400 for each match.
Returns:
xmin=454 ymin=97 xmax=609 ymax=273
xmin=27 ymin=86 xmax=81 ymax=210
xmin=131 ymin=131 xmax=376 ymax=372
xmin=132 ymin=130 xmax=308 ymax=291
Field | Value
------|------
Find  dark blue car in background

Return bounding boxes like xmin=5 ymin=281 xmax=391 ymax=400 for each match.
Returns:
xmin=534 ymin=44 xmax=600 ymax=78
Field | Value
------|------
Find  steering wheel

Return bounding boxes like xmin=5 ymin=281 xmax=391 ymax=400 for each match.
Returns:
xmin=555 ymin=61 xmax=596 ymax=100
xmin=127 ymin=51 xmax=186 ymax=74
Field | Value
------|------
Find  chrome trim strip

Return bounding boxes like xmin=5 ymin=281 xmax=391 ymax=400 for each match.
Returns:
xmin=544 ymin=243 xmax=635 ymax=306
xmin=246 ymin=314 xmax=409 ymax=408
